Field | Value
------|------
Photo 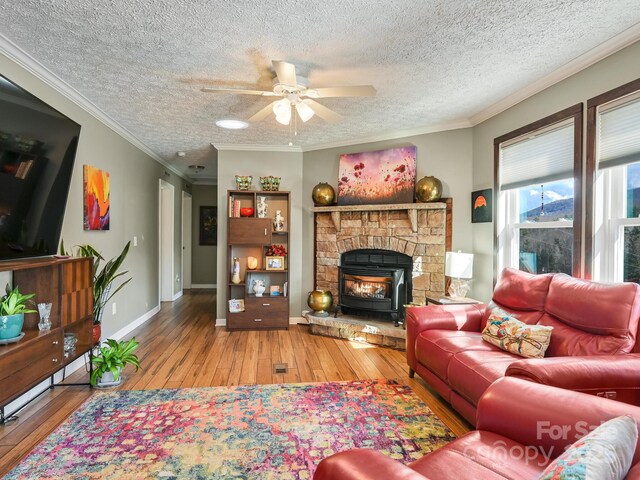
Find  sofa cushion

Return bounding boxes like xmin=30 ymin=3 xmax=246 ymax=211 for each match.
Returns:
xmin=410 ymin=431 xmax=547 ymax=480
xmin=540 ymin=314 xmax=634 ymax=356
xmin=448 ymin=350 xmax=521 ymax=406
xmin=544 ymin=273 xmax=640 ymax=353
xmin=415 ymin=330 xmax=499 ymax=381
xmin=492 ymin=268 xmax=554 ymax=312
xmin=482 ymin=309 xmax=553 ymax=358
xmin=539 ymin=415 xmax=638 ymax=480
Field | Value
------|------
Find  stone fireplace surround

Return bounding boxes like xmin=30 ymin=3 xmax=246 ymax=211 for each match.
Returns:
xmin=311 ymin=201 xmax=451 ymax=306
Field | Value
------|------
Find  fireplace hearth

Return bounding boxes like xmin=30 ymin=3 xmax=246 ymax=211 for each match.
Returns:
xmin=338 ymin=249 xmax=412 ymax=326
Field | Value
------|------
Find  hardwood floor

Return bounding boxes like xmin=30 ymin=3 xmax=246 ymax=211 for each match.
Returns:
xmin=0 ymin=290 xmax=471 ymax=475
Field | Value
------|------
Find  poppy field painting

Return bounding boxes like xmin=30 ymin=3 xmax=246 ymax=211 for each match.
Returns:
xmin=337 ymin=146 xmax=417 ymax=205
xmin=83 ymin=165 xmax=110 ymax=230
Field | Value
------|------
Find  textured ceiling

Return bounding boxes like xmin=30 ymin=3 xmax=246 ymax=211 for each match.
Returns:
xmin=1 ymin=1 xmax=639 ymax=181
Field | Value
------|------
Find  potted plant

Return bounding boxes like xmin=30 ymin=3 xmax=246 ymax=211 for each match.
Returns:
xmin=0 ymin=285 xmax=36 ymax=340
xmin=60 ymin=240 xmax=131 ymax=344
xmin=90 ymin=337 xmax=140 ymax=387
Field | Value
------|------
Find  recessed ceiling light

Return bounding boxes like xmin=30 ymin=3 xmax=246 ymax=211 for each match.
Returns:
xmin=216 ymin=119 xmax=249 ymax=130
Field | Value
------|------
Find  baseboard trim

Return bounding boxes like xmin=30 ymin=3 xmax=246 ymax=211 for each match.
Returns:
xmin=109 ymin=305 xmax=162 ymax=342
xmin=215 ymin=318 xmax=227 ymax=327
xmin=192 ymin=284 xmax=217 ymax=289
xmin=173 ymin=290 xmax=183 ymax=301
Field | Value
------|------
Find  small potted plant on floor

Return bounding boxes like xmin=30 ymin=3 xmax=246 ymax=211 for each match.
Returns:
xmin=0 ymin=285 xmax=36 ymax=341
xmin=90 ymin=337 xmax=141 ymax=387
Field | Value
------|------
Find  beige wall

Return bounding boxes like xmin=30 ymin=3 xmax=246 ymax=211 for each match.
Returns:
xmin=302 ymin=129 xmax=474 ymax=303
xmin=472 ymin=40 xmax=640 ymax=301
xmin=191 ymin=184 xmax=218 ymax=285
xmin=216 ymin=150 xmax=304 ymax=319
xmin=0 ymin=51 xmax=191 ymax=339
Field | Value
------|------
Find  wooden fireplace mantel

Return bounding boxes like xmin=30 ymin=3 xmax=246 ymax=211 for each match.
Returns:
xmin=310 ymin=202 xmax=447 ymax=232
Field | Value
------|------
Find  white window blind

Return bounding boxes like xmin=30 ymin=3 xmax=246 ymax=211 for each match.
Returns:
xmin=499 ymin=122 xmax=574 ymax=191
xmin=598 ymin=96 xmax=640 ymax=170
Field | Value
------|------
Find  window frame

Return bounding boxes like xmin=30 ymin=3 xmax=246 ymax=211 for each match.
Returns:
xmin=493 ymin=103 xmax=584 ymax=282
xmin=585 ymin=77 xmax=640 ymax=280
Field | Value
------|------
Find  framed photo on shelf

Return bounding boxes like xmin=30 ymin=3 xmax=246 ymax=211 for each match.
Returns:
xmin=265 ymin=256 xmax=285 ymax=271
xmin=270 ymin=285 xmax=281 ymax=296
xmin=228 ymin=299 xmax=245 ymax=313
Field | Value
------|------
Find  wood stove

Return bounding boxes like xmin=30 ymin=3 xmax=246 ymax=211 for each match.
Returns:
xmin=338 ymin=249 xmax=412 ymax=325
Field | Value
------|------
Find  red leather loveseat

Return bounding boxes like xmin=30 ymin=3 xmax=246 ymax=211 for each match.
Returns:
xmin=406 ymin=268 xmax=640 ymax=424
xmin=314 ymin=377 xmax=640 ymax=480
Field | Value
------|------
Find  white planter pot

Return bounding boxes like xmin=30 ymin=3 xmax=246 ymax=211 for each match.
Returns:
xmin=96 ymin=368 xmax=123 ymax=388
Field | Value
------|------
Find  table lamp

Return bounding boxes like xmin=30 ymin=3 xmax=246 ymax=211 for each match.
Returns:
xmin=445 ymin=251 xmax=474 ymax=298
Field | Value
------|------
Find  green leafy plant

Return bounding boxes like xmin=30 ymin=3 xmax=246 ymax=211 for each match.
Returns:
xmin=60 ymin=240 xmax=131 ymax=325
xmin=90 ymin=337 xmax=141 ymax=386
xmin=0 ymin=284 xmax=36 ymax=316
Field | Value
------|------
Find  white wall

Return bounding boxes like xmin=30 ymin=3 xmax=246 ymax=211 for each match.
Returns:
xmin=0 ymin=51 xmax=191 ymax=338
xmin=216 ymin=149 xmax=304 ymax=319
xmin=301 ymin=128 xmax=474 ymax=302
xmin=472 ymin=40 xmax=640 ymax=301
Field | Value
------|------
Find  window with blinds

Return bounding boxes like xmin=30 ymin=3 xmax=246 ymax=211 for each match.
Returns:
xmin=499 ymin=120 xmax=575 ymax=190
xmin=598 ymin=93 xmax=640 ymax=170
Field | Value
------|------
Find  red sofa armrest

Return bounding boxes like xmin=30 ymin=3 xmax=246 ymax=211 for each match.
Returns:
xmin=405 ymin=304 xmax=486 ymax=370
xmin=506 ymin=355 xmax=640 ymax=405
xmin=477 ymin=377 xmax=640 ymax=463
xmin=314 ymin=449 xmax=428 ymax=480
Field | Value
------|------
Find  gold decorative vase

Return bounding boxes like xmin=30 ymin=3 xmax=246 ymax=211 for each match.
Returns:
xmin=415 ymin=176 xmax=443 ymax=202
xmin=311 ymin=182 xmax=336 ymax=206
xmin=307 ymin=290 xmax=333 ymax=317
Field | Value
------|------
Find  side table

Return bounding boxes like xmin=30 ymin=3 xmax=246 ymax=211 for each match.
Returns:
xmin=425 ymin=295 xmax=482 ymax=305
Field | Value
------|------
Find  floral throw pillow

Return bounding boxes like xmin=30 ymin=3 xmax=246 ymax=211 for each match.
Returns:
xmin=481 ymin=308 xmax=553 ymax=358
xmin=539 ymin=415 xmax=637 ymax=480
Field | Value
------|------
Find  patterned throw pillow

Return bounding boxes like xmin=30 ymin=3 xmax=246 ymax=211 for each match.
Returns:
xmin=539 ymin=415 xmax=638 ymax=480
xmin=481 ymin=308 xmax=553 ymax=358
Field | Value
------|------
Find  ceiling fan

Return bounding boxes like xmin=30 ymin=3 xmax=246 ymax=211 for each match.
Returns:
xmin=201 ymin=60 xmax=376 ymax=125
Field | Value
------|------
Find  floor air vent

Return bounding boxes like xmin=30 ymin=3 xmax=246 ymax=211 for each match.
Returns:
xmin=273 ymin=363 xmax=288 ymax=374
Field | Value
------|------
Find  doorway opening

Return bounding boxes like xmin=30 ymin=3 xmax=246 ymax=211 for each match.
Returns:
xmin=159 ymin=179 xmax=175 ymax=302
xmin=182 ymin=191 xmax=193 ymax=291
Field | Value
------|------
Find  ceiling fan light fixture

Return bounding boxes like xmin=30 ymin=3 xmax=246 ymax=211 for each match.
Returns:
xmin=215 ymin=119 xmax=249 ymax=129
xmin=273 ymin=98 xmax=292 ymax=125
xmin=296 ymin=100 xmax=315 ymax=122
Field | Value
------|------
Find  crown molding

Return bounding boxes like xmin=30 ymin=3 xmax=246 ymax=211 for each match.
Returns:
xmin=212 ymin=143 xmax=303 ymax=153
xmin=302 ymin=120 xmax=472 ymax=152
xmin=190 ymin=180 xmax=218 ymax=186
xmin=469 ymin=23 xmax=640 ymax=125
xmin=0 ymin=33 xmax=189 ymax=182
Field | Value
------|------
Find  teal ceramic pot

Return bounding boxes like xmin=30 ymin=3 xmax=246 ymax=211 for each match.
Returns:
xmin=0 ymin=313 xmax=24 ymax=340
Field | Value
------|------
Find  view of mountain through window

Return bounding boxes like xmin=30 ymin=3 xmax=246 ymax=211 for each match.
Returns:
xmin=517 ymin=178 xmax=574 ymax=275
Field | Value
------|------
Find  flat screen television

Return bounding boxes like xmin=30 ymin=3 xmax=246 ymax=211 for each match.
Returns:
xmin=0 ymin=74 xmax=80 ymax=260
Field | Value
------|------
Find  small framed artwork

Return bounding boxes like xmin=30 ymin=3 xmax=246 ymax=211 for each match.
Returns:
xmin=270 ymin=285 xmax=281 ymax=296
xmin=471 ymin=188 xmax=493 ymax=223
xmin=83 ymin=165 xmax=110 ymax=230
xmin=199 ymin=206 xmax=217 ymax=245
xmin=228 ymin=299 xmax=245 ymax=313
xmin=265 ymin=256 xmax=285 ymax=271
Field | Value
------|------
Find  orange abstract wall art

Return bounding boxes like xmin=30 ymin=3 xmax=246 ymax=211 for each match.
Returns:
xmin=83 ymin=165 xmax=110 ymax=230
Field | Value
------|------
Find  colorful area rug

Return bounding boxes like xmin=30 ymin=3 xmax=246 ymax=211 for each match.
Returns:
xmin=6 ymin=380 xmax=455 ymax=479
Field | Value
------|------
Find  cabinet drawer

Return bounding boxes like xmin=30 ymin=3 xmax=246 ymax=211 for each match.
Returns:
xmin=227 ymin=309 xmax=289 ymax=330
xmin=229 ymin=218 xmax=272 ymax=244
xmin=244 ymin=296 xmax=289 ymax=314
xmin=0 ymin=330 xmax=63 ymax=405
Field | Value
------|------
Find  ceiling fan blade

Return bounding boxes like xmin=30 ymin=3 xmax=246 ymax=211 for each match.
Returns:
xmin=309 ymin=85 xmax=377 ymax=98
xmin=272 ymin=60 xmax=297 ymax=86
xmin=248 ymin=101 xmax=278 ymax=122
xmin=304 ymin=99 xmax=342 ymax=123
xmin=201 ymin=87 xmax=275 ymax=96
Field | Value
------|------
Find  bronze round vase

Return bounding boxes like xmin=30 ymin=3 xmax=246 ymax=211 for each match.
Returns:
xmin=307 ymin=290 xmax=333 ymax=317
xmin=311 ymin=183 xmax=336 ymax=206
xmin=415 ymin=176 xmax=443 ymax=202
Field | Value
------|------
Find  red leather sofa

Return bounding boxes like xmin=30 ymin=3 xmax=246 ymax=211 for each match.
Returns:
xmin=314 ymin=377 xmax=640 ymax=480
xmin=406 ymin=268 xmax=640 ymax=424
